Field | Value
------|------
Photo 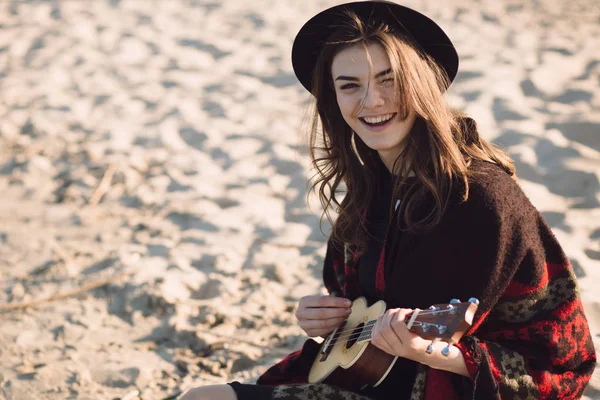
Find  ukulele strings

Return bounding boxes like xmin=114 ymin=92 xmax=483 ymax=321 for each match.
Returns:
xmin=330 ymin=319 xmax=439 ymax=343
xmin=328 ymin=320 xmax=376 ymax=343
xmin=328 ymin=308 xmax=453 ymax=341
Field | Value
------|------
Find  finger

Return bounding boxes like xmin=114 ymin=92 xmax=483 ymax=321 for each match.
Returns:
xmin=380 ymin=310 xmax=403 ymax=347
xmin=296 ymin=306 xmax=352 ymax=320
xmin=390 ymin=308 xmax=413 ymax=335
xmin=391 ymin=309 xmax=428 ymax=356
xmin=371 ymin=314 xmax=395 ymax=354
xmin=301 ymin=318 xmax=348 ymax=337
xmin=380 ymin=310 xmax=398 ymax=336
xmin=396 ymin=308 xmax=413 ymax=320
xmin=299 ymin=316 xmax=348 ymax=331
xmin=302 ymin=295 xmax=352 ymax=309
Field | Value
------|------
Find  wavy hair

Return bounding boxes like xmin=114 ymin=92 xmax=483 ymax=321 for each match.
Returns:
xmin=307 ymin=11 xmax=515 ymax=254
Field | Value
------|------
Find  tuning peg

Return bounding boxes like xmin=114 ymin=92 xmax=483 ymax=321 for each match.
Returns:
xmin=446 ymin=303 xmax=457 ymax=314
xmin=426 ymin=342 xmax=434 ymax=354
xmin=449 ymin=298 xmax=461 ymax=304
xmin=468 ymin=298 xmax=480 ymax=305
xmin=441 ymin=343 xmax=454 ymax=356
xmin=425 ymin=339 xmax=439 ymax=354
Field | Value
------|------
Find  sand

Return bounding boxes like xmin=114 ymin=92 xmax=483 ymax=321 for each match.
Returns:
xmin=0 ymin=0 xmax=598 ymax=399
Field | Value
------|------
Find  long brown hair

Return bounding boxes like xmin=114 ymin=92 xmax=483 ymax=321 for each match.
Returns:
xmin=308 ymin=11 xmax=515 ymax=253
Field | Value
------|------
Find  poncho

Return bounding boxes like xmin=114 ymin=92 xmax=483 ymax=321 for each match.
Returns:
xmin=257 ymin=160 xmax=596 ymax=399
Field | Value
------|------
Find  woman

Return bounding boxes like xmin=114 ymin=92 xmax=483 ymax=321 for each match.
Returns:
xmin=180 ymin=1 xmax=596 ymax=399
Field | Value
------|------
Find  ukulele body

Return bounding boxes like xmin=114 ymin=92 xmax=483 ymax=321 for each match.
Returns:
xmin=308 ymin=295 xmax=478 ymax=391
xmin=308 ymin=297 xmax=397 ymax=390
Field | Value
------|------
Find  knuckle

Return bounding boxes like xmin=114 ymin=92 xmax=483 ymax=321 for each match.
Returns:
xmin=300 ymin=296 xmax=313 ymax=306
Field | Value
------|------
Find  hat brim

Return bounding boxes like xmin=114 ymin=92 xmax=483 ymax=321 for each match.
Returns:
xmin=291 ymin=1 xmax=459 ymax=94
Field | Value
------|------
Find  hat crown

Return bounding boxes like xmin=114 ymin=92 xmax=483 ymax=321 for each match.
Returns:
xmin=291 ymin=1 xmax=459 ymax=94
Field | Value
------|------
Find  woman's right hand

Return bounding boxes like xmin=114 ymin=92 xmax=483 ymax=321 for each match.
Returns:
xmin=295 ymin=295 xmax=353 ymax=337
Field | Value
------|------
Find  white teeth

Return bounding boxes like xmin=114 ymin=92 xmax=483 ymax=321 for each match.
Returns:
xmin=363 ymin=113 xmax=394 ymax=124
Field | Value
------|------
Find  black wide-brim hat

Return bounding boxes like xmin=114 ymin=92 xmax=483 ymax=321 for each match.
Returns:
xmin=291 ymin=1 xmax=459 ymax=94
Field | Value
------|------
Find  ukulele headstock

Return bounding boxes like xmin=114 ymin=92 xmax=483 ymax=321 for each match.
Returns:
xmin=406 ymin=298 xmax=479 ymax=343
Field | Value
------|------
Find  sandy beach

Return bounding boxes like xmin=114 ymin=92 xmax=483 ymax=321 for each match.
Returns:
xmin=0 ymin=0 xmax=598 ymax=399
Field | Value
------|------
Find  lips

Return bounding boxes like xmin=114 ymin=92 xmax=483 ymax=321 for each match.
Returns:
xmin=359 ymin=113 xmax=397 ymax=127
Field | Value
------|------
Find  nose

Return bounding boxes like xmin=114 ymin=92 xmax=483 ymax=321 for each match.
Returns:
xmin=363 ymin=83 xmax=385 ymax=109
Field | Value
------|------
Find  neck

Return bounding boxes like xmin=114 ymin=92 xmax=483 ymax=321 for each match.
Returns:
xmin=378 ymin=151 xmax=414 ymax=177
xmin=378 ymin=147 xmax=403 ymax=172
xmin=378 ymin=151 xmax=398 ymax=173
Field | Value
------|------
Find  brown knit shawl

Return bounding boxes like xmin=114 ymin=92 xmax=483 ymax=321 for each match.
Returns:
xmin=258 ymin=160 xmax=596 ymax=400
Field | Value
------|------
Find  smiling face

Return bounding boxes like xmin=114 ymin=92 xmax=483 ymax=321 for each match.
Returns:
xmin=331 ymin=42 xmax=417 ymax=171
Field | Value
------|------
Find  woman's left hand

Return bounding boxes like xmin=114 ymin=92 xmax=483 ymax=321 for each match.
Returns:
xmin=370 ymin=308 xmax=431 ymax=363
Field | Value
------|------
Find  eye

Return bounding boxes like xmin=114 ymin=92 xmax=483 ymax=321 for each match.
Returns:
xmin=340 ymin=83 xmax=359 ymax=90
xmin=380 ymin=78 xmax=394 ymax=86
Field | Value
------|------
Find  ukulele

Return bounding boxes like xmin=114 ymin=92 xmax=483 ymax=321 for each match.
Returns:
xmin=308 ymin=296 xmax=479 ymax=391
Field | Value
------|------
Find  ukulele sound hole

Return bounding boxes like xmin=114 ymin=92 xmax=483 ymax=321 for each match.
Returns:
xmin=346 ymin=322 xmax=365 ymax=349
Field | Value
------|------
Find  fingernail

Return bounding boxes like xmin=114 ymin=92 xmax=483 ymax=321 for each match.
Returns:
xmin=344 ymin=300 xmax=352 ymax=306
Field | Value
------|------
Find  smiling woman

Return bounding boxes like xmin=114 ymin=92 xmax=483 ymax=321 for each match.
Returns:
xmin=330 ymin=43 xmax=417 ymax=172
xmin=179 ymin=2 xmax=596 ymax=400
